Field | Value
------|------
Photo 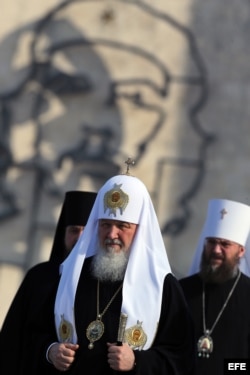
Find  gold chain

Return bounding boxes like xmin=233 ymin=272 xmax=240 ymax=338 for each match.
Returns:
xmin=86 ymin=280 xmax=123 ymax=349
xmin=96 ymin=279 xmax=123 ymax=319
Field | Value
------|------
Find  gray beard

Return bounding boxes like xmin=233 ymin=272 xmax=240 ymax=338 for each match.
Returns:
xmin=91 ymin=246 xmax=129 ymax=282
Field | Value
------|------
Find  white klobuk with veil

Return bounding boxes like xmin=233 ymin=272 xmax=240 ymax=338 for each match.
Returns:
xmin=189 ymin=198 xmax=250 ymax=276
xmin=55 ymin=173 xmax=172 ymax=349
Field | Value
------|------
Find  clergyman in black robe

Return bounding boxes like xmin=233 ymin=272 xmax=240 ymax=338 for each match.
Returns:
xmin=0 ymin=190 xmax=96 ymax=375
xmin=180 ymin=272 xmax=250 ymax=375
xmin=23 ymin=172 xmax=196 ymax=375
xmin=180 ymin=198 xmax=250 ymax=375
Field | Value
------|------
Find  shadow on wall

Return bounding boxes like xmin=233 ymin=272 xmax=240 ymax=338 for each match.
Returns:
xmin=0 ymin=0 xmax=214 ymax=273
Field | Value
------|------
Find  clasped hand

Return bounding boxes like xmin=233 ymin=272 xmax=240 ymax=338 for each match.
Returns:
xmin=107 ymin=342 xmax=135 ymax=371
xmin=48 ymin=341 xmax=135 ymax=372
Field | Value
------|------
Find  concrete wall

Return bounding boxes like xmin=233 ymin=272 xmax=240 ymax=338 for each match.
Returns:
xmin=0 ymin=0 xmax=250 ymax=327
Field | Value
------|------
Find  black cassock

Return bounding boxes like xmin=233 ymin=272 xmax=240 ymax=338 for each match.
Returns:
xmin=1 ymin=257 xmax=195 ymax=375
xmin=0 ymin=261 xmax=60 ymax=375
xmin=180 ymin=272 xmax=250 ymax=375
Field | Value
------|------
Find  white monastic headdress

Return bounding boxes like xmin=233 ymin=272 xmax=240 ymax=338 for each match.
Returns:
xmin=54 ymin=173 xmax=172 ymax=349
xmin=189 ymin=198 xmax=250 ymax=275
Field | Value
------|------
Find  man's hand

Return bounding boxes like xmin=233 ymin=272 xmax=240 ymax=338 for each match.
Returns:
xmin=107 ymin=342 xmax=135 ymax=371
xmin=48 ymin=342 xmax=79 ymax=371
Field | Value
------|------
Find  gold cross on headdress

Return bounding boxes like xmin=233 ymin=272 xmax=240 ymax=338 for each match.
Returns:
xmin=220 ymin=208 xmax=228 ymax=219
xmin=124 ymin=158 xmax=135 ymax=175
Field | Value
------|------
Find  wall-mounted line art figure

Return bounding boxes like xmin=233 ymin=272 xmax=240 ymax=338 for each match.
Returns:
xmin=0 ymin=0 xmax=213 ymax=276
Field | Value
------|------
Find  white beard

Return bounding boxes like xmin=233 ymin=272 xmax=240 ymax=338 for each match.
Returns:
xmin=91 ymin=246 xmax=129 ymax=282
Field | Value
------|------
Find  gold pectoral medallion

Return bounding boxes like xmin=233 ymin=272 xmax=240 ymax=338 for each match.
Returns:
xmin=124 ymin=321 xmax=147 ymax=350
xmin=59 ymin=314 xmax=74 ymax=342
xmin=198 ymin=273 xmax=241 ymax=359
xmin=86 ymin=280 xmax=123 ymax=349
xmin=197 ymin=332 xmax=213 ymax=358
xmin=86 ymin=318 xmax=104 ymax=349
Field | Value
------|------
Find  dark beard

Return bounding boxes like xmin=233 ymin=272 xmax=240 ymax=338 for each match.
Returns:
xmin=199 ymin=251 xmax=240 ymax=283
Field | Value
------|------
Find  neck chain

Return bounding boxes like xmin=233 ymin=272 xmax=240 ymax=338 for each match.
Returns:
xmin=197 ymin=271 xmax=241 ymax=358
xmin=86 ymin=279 xmax=122 ymax=349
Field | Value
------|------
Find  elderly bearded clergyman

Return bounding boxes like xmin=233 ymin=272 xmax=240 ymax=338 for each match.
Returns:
xmin=22 ymin=164 xmax=196 ymax=375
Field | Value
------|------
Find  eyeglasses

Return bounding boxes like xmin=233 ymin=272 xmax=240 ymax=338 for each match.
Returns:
xmin=205 ymin=238 xmax=237 ymax=250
